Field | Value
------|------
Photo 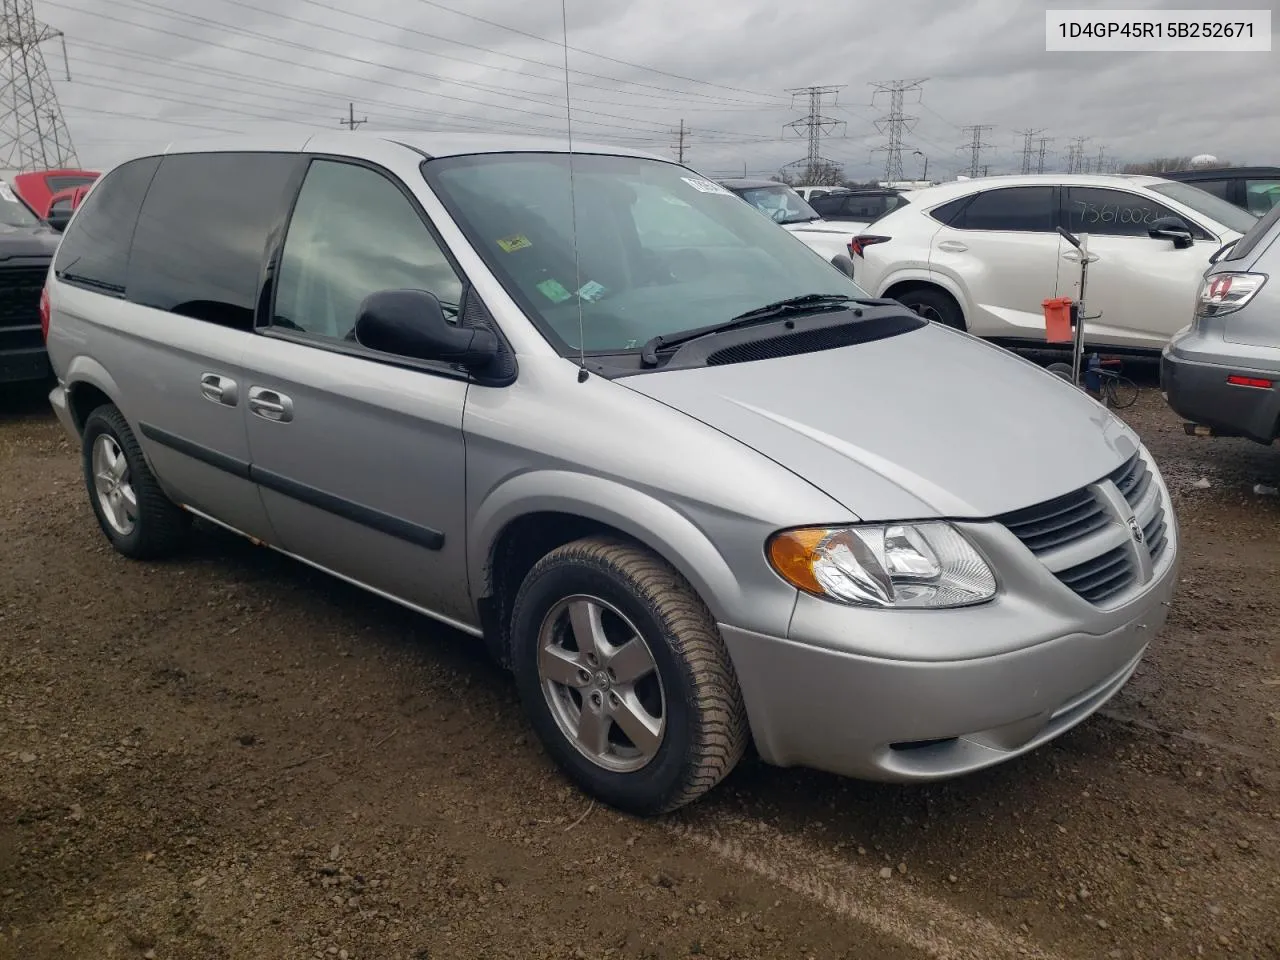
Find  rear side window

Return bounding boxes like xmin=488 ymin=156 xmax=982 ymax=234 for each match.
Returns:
xmin=128 ymin=152 xmax=303 ymax=329
xmin=54 ymin=156 xmax=160 ymax=295
xmin=950 ymin=187 xmax=1055 ymax=232
xmin=1190 ymin=179 xmax=1232 ymax=201
xmin=929 ymin=196 xmax=969 ymax=226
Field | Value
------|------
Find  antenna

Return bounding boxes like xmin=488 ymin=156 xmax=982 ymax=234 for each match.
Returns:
xmin=560 ymin=0 xmax=587 ymax=383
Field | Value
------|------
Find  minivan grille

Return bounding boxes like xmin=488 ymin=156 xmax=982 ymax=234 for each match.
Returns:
xmin=998 ymin=450 xmax=1169 ymax=606
xmin=0 ymin=264 xmax=49 ymax=352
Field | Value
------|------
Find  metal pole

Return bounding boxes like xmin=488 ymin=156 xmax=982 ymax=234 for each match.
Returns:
xmin=1071 ymin=234 xmax=1090 ymax=386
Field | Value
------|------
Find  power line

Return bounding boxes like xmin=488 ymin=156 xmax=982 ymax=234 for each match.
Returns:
xmin=870 ymin=78 xmax=926 ymax=182
xmin=0 ymin=0 xmax=78 ymax=170
xmin=1015 ymin=128 xmax=1047 ymax=175
xmin=782 ymin=84 xmax=845 ymax=182
xmin=959 ymin=124 xmax=995 ymax=179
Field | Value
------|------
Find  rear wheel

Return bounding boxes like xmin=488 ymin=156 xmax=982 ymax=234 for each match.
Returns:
xmin=510 ymin=537 xmax=748 ymax=816
xmin=894 ymin=286 xmax=964 ymax=330
xmin=81 ymin=404 xmax=189 ymax=559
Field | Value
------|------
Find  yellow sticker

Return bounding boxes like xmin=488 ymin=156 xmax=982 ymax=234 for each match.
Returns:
xmin=497 ymin=234 xmax=531 ymax=253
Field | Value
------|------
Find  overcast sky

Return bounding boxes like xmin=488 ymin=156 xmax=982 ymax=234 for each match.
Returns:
xmin=33 ymin=0 xmax=1280 ymax=180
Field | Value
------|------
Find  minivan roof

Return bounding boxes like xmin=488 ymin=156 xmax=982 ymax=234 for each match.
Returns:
xmin=157 ymin=130 xmax=667 ymax=162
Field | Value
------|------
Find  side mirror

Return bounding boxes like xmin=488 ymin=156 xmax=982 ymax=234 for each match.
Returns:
xmin=1148 ymin=216 xmax=1196 ymax=250
xmin=831 ymin=254 xmax=855 ymax=279
xmin=46 ymin=209 xmax=71 ymax=233
xmin=354 ymin=289 xmax=498 ymax=370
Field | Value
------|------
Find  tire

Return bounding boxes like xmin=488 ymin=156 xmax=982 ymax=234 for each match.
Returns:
xmin=895 ymin=286 xmax=964 ymax=330
xmin=510 ymin=537 xmax=749 ymax=816
xmin=1047 ymin=362 xmax=1074 ymax=381
xmin=81 ymin=404 xmax=189 ymax=560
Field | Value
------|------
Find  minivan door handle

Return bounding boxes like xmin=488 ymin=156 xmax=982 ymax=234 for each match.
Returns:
xmin=248 ymin=387 xmax=294 ymax=423
xmin=200 ymin=373 xmax=239 ymax=406
xmin=936 ymin=240 xmax=968 ymax=253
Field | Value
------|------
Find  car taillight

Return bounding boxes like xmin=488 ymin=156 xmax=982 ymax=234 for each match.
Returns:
xmin=39 ymin=285 xmax=50 ymax=342
xmin=850 ymin=234 xmax=890 ymax=258
xmin=1196 ymin=272 xmax=1266 ymax=318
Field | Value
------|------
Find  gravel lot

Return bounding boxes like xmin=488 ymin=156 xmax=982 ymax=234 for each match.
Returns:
xmin=2 ymin=375 xmax=1278 ymax=960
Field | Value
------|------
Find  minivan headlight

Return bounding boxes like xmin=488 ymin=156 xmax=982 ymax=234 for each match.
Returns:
xmin=767 ymin=523 xmax=996 ymax=608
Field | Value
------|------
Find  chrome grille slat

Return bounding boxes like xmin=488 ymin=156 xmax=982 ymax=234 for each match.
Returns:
xmin=999 ymin=449 xmax=1169 ymax=606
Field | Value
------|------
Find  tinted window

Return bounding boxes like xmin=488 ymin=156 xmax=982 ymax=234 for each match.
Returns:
xmin=128 ymin=152 xmax=302 ymax=329
xmin=1245 ymin=179 xmax=1280 ymax=215
xmin=952 ymin=187 xmax=1055 ymax=232
xmin=1190 ymin=178 xmax=1232 ymax=201
xmin=54 ymin=156 xmax=160 ymax=295
xmin=273 ymin=160 xmax=463 ymax=341
xmin=1064 ymin=187 xmax=1189 ymax=237
xmin=929 ymin=197 xmax=969 ymax=226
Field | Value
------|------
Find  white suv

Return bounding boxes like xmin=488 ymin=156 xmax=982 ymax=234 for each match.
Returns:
xmin=851 ymin=174 xmax=1256 ymax=351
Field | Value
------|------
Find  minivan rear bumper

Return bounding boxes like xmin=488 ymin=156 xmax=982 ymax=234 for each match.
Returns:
xmin=1161 ymin=349 xmax=1280 ymax=443
xmin=720 ymin=554 xmax=1175 ymax=783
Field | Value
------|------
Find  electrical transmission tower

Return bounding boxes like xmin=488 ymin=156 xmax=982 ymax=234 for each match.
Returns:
xmin=0 ymin=0 xmax=77 ymax=171
xmin=671 ymin=119 xmax=688 ymax=164
xmin=959 ymin=124 xmax=994 ymax=178
xmin=1065 ymin=136 xmax=1090 ymax=174
xmin=1036 ymin=136 xmax=1053 ymax=173
xmin=1016 ymin=128 xmax=1046 ymax=175
xmin=782 ymin=85 xmax=845 ymax=183
xmin=869 ymin=78 xmax=926 ymax=183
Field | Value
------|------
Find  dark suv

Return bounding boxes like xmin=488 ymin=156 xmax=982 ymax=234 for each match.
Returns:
xmin=1160 ymin=166 xmax=1280 ymax=217
xmin=0 ymin=180 xmax=60 ymax=384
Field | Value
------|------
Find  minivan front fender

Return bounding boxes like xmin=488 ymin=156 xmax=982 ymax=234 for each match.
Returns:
xmin=469 ymin=470 xmax=778 ymax=631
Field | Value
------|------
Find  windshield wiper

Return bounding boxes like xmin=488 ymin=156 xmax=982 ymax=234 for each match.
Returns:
xmin=639 ymin=294 xmax=860 ymax=367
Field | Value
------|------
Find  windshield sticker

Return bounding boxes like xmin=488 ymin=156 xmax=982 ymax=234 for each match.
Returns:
xmin=576 ymin=280 xmax=606 ymax=302
xmin=681 ymin=176 xmax=733 ymax=196
xmin=497 ymin=234 xmax=531 ymax=253
xmin=0 ymin=183 xmax=15 ymax=203
xmin=536 ymin=278 xmax=572 ymax=303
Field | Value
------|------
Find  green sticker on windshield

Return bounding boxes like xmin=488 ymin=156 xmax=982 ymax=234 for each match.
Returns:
xmin=536 ymin=278 xmax=572 ymax=303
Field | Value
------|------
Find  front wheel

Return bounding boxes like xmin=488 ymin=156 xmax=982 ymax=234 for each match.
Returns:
xmin=510 ymin=537 xmax=749 ymax=816
xmin=895 ymin=286 xmax=965 ymax=330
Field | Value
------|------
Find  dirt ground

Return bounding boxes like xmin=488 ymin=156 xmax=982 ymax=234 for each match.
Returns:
xmin=1 ymin=372 xmax=1277 ymax=960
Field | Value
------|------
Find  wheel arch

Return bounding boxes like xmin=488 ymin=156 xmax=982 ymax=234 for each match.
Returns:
xmin=882 ymin=277 xmax=968 ymax=329
xmin=469 ymin=472 xmax=746 ymax=670
xmin=62 ymin=357 xmax=124 ymax=433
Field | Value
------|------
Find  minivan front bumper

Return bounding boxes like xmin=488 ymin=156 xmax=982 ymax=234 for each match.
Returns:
xmin=720 ymin=529 xmax=1177 ymax=783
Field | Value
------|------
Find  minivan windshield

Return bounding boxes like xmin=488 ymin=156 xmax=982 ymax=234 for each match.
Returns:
xmin=0 ymin=181 xmax=41 ymax=229
xmin=424 ymin=153 xmax=867 ymax=354
xmin=1148 ymin=180 xmax=1257 ymax=235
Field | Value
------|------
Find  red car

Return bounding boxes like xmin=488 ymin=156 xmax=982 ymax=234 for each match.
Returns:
xmin=6 ymin=168 xmax=99 ymax=218
xmin=45 ymin=183 xmax=93 ymax=231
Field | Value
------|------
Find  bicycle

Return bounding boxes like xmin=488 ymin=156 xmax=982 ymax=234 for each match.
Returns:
xmin=1047 ymin=356 xmax=1139 ymax=409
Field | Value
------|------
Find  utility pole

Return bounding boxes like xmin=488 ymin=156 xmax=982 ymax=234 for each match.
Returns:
xmin=0 ymin=0 xmax=78 ymax=170
xmin=1036 ymin=136 xmax=1053 ymax=174
xmin=782 ymin=84 xmax=845 ymax=184
xmin=1016 ymin=128 xmax=1047 ymax=175
xmin=869 ymin=78 xmax=926 ymax=183
xmin=671 ymin=119 xmax=688 ymax=164
xmin=339 ymin=102 xmax=367 ymax=130
xmin=959 ymin=124 xmax=995 ymax=179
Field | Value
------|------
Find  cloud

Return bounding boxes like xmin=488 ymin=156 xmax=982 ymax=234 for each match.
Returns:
xmin=28 ymin=0 xmax=1279 ymax=180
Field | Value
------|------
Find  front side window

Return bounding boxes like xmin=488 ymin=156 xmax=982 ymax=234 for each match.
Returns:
xmin=424 ymin=153 xmax=865 ymax=354
xmin=952 ymin=187 xmax=1055 ymax=232
xmin=1064 ymin=186 xmax=1201 ymax=238
xmin=128 ymin=152 xmax=304 ymax=329
xmin=273 ymin=160 xmax=463 ymax=342
xmin=53 ymin=156 xmax=161 ymax=295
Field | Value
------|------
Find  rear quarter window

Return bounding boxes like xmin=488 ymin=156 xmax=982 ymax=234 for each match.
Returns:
xmin=54 ymin=156 xmax=161 ymax=295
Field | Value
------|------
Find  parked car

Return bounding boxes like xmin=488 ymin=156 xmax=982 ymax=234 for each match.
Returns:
xmin=1160 ymin=166 xmax=1280 ymax=217
xmin=793 ymin=185 xmax=849 ymax=201
xmin=0 ymin=179 xmax=60 ymax=384
xmin=851 ymin=173 xmax=1256 ymax=352
xmin=718 ymin=178 xmax=861 ymax=271
xmin=810 ymin=187 xmax=910 ymax=225
xmin=45 ymin=183 xmax=93 ymax=232
xmin=3 ymin=167 xmax=99 ymax=218
xmin=45 ymin=133 xmax=1177 ymax=814
xmin=1162 ymin=201 xmax=1280 ymax=442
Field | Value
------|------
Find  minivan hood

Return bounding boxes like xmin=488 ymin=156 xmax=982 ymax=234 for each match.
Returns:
xmin=622 ymin=324 xmax=1138 ymax=520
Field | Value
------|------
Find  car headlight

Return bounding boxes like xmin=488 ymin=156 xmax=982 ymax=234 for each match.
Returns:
xmin=767 ymin=522 xmax=996 ymax=608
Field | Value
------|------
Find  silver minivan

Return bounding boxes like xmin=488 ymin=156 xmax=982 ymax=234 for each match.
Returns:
xmin=44 ymin=132 xmax=1178 ymax=814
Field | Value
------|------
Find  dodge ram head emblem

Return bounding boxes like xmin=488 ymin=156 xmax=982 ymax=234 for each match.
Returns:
xmin=1127 ymin=516 xmax=1145 ymax=545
